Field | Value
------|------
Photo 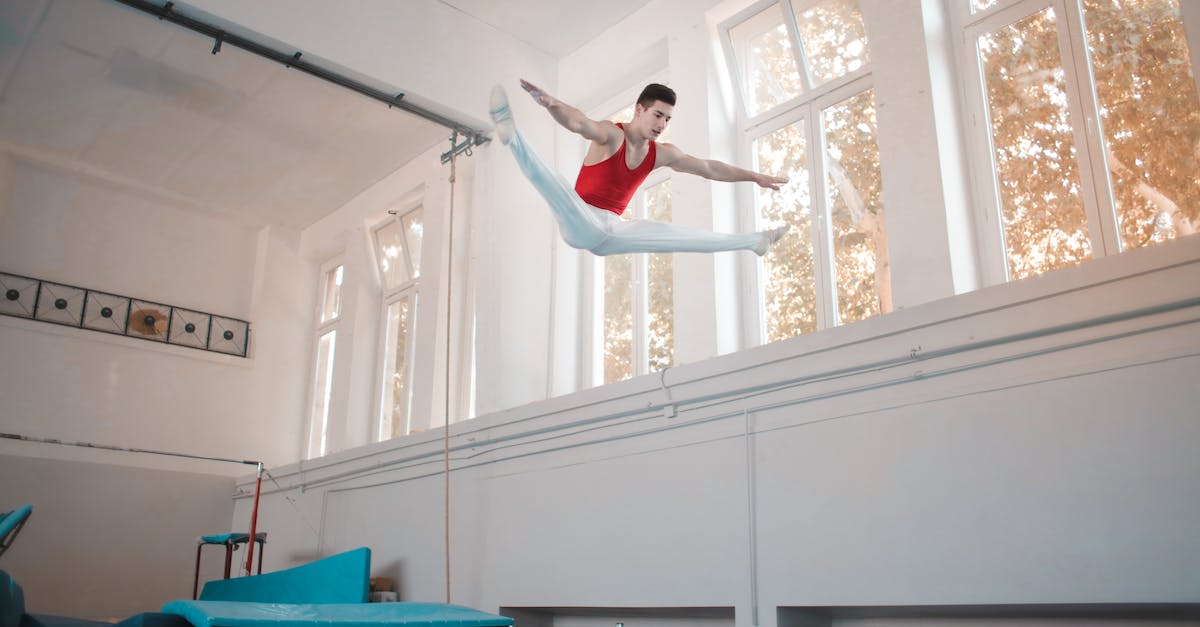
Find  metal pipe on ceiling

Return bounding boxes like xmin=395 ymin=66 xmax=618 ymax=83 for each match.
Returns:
xmin=111 ymin=0 xmax=490 ymax=150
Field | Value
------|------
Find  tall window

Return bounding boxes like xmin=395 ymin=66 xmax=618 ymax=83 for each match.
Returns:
xmin=601 ymin=179 xmax=676 ymax=383
xmin=306 ymin=261 xmax=342 ymax=459
xmin=959 ymin=0 xmax=1200 ymax=283
xmin=373 ymin=207 xmax=423 ymax=440
xmin=722 ymin=0 xmax=888 ymax=343
xmin=598 ymin=103 xmax=675 ymax=384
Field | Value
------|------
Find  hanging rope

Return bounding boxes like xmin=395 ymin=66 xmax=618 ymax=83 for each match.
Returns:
xmin=443 ymin=131 xmax=458 ymax=605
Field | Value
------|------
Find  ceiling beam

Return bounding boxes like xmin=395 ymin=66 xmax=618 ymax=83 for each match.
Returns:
xmin=111 ymin=0 xmax=491 ymax=150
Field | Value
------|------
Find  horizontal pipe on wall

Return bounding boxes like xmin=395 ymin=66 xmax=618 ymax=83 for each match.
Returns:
xmin=239 ymin=292 xmax=1200 ymax=496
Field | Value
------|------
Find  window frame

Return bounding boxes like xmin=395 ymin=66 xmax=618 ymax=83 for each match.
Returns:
xmin=597 ymin=169 xmax=675 ymax=384
xmin=376 ymin=288 xmax=418 ymax=440
xmin=722 ymin=0 xmax=875 ymax=132
xmin=719 ymin=0 xmax=882 ymax=343
xmin=951 ymin=0 xmax=1182 ymax=285
xmin=580 ymin=81 xmax=680 ymax=386
xmin=305 ymin=257 xmax=344 ymax=459
xmin=369 ymin=205 xmax=423 ymax=441
xmin=745 ymin=73 xmax=878 ymax=335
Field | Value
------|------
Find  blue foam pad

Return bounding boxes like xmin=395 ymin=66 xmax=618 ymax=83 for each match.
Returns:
xmin=2 ymin=570 xmax=25 ymax=627
xmin=198 ymin=533 xmax=266 ymax=546
xmin=0 ymin=506 xmax=32 ymax=540
xmin=0 ymin=506 xmax=32 ymax=558
xmin=160 ymin=602 xmax=512 ymax=627
xmin=199 ymin=548 xmax=369 ymax=604
xmin=23 ymin=616 xmax=114 ymax=627
xmin=114 ymin=613 xmax=194 ymax=627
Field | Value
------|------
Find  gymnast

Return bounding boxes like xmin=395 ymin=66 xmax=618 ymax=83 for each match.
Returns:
xmin=489 ymin=80 xmax=791 ymax=256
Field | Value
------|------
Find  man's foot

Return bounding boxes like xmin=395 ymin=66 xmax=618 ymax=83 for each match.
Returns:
xmin=489 ymin=85 xmax=514 ymax=145
xmin=754 ymin=224 xmax=790 ymax=256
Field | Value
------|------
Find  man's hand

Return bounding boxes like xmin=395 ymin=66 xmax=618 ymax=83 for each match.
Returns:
xmin=520 ymin=79 xmax=554 ymax=108
xmin=755 ymin=173 xmax=789 ymax=191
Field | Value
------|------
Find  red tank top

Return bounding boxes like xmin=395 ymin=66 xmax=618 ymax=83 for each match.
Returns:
xmin=574 ymin=123 xmax=656 ymax=216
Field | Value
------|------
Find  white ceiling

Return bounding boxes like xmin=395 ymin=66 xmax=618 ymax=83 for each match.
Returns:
xmin=0 ymin=0 xmax=654 ymax=230
xmin=439 ymin=0 xmax=657 ymax=58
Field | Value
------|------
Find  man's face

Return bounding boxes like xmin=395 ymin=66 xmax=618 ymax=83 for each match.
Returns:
xmin=634 ymin=100 xmax=673 ymax=139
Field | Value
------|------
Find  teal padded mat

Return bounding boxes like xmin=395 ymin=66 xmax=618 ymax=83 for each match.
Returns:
xmin=199 ymin=548 xmax=368 ymax=603
xmin=0 ymin=506 xmax=32 ymax=559
xmin=160 ymin=601 xmax=512 ymax=627
xmin=2 ymin=569 xmax=25 ymax=627
xmin=198 ymin=533 xmax=266 ymax=545
xmin=0 ymin=506 xmax=32 ymax=540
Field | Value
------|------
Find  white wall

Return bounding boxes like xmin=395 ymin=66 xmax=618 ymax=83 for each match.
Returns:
xmin=860 ymin=0 xmax=977 ymax=303
xmin=236 ymin=235 xmax=1200 ymax=627
xmin=0 ymin=153 xmax=313 ymax=613
xmin=6 ymin=0 xmax=1200 ymax=623
xmin=227 ymin=1 xmax=1200 ymax=626
xmin=0 ymin=0 xmax=565 ymax=613
xmin=0 ymin=156 xmax=311 ymax=468
xmin=187 ymin=0 xmax=568 ymax=423
xmin=292 ymin=117 xmax=569 ymax=452
xmin=0 ymin=454 xmax=235 ymax=619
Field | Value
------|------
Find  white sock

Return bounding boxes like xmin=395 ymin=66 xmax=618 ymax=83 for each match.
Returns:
xmin=754 ymin=224 xmax=791 ymax=256
xmin=489 ymin=85 xmax=514 ymax=145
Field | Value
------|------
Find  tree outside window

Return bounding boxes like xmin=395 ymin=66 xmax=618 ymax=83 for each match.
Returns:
xmin=602 ymin=179 xmax=676 ymax=383
xmin=963 ymin=0 xmax=1199 ymax=282
xmin=592 ymin=99 xmax=677 ymax=385
xmin=724 ymin=0 xmax=888 ymax=342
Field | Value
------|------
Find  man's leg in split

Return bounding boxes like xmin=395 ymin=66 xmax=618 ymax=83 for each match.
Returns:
xmin=589 ymin=215 xmax=790 ymax=256
xmin=489 ymin=86 xmax=607 ymax=251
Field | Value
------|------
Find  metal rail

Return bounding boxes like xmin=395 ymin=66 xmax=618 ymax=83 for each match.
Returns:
xmin=111 ymin=0 xmax=490 ymax=149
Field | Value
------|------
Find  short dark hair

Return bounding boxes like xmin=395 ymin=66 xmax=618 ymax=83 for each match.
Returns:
xmin=637 ymin=83 xmax=676 ymax=108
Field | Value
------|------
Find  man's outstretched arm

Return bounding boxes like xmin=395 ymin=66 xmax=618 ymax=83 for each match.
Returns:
xmin=658 ymin=143 xmax=788 ymax=190
xmin=520 ymin=79 xmax=620 ymax=144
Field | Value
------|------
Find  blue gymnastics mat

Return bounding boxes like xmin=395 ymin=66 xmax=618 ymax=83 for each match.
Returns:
xmin=198 ymin=547 xmax=368 ymax=604
xmin=160 ymin=601 xmax=512 ymax=627
xmin=175 ymin=547 xmax=510 ymax=627
xmin=0 ymin=505 xmax=32 ymax=560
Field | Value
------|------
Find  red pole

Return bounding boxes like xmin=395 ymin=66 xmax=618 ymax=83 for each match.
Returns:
xmin=243 ymin=462 xmax=263 ymax=577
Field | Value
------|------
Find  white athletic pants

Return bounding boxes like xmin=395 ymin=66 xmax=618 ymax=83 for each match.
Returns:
xmin=502 ymin=123 xmax=765 ymax=256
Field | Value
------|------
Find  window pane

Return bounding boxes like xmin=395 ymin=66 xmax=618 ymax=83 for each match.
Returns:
xmin=379 ymin=296 xmax=415 ymax=440
xmin=823 ymin=88 xmax=890 ymax=324
xmin=374 ymin=220 xmax=411 ymax=289
xmin=729 ymin=3 xmax=804 ymax=117
xmin=603 ymin=254 xmax=633 ymax=384
xmin=755 ymin=121 xmax=817 ymax=341
xmin=309 ymin=330 xmax=336 ymax=458
xmin=1082 ymin=0 xmax=1200 ymax=249
xmin=645 ymin=181 xmax=674 ymax=372
xmin=973 ymin=0 xmax=999 ymax=13
xmin=792 ymin=0 xmax=870 ymax=86
xmin=979 ymin=8 xmax=1092 ymax=280
xmin=401 ymin=209 xmax=424 ymax=277
xmin=320 ymin=265 xmax=343 ymax=323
